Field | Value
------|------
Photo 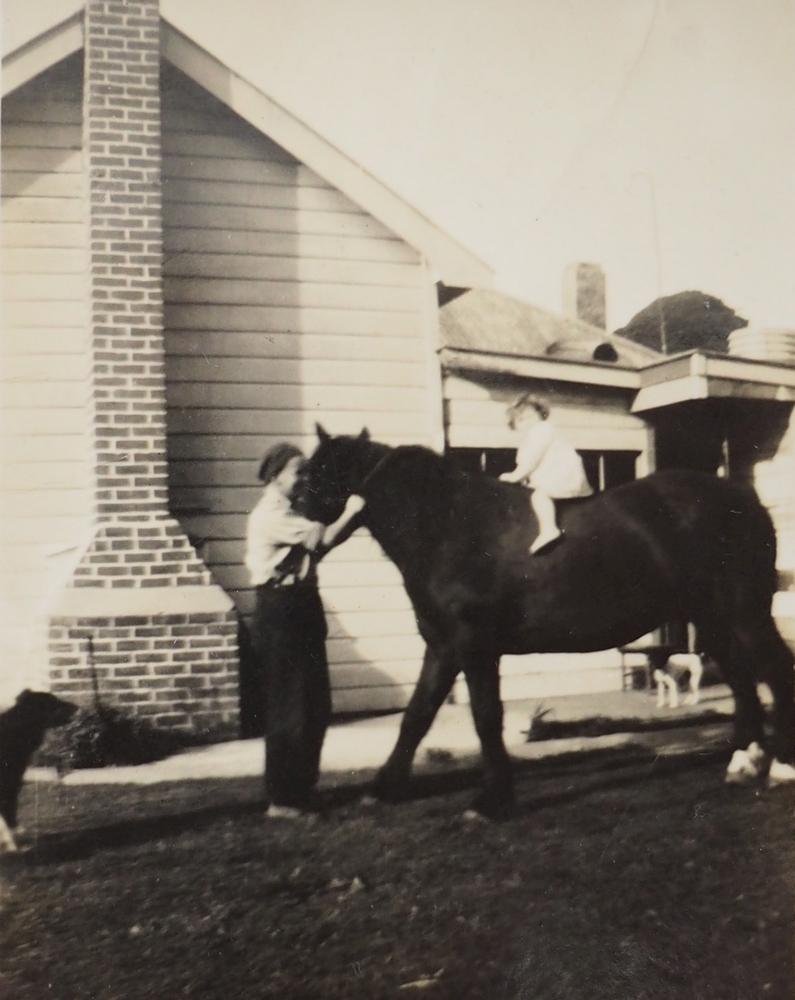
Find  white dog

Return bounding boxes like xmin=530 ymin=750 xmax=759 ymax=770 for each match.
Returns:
xmin=653 ymin=652 xmax=705 ymax=709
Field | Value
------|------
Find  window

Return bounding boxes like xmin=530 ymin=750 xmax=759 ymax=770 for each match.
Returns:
xmin=447 ymin=448 xmax=515 ymax=478
xmin=578 ymin=451 xmax=640 ymax=493
xmin=448 ymin=448 xmax=640 ymax=492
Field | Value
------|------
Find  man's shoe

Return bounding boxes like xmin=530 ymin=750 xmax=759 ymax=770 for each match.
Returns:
xmin=266 ymin=804 xmax=304 ymax=819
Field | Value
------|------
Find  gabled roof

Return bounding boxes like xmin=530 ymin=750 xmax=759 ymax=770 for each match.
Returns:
xmin=439 ymin=288 xmax=662 ymax=388
xmin=2 ymin=10 xmax=494 ymax=290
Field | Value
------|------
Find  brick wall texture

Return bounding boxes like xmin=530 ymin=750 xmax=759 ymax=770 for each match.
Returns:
xmin=72 ymin=521 xmax=212 ymax=589
xmin=50 ymin=614 xmax=239 ymax=731
xmin=84 ymin=0 xmax=168 ymax=519
xmin=47 ymin=1 xmax=240 ymax=731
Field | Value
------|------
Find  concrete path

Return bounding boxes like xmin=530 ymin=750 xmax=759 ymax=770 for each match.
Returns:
xmin=28 ymin=685 xmax=736 ymax=787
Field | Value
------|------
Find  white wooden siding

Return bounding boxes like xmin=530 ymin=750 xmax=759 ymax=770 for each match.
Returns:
xmin=161 ymin=69 xmax=429 ymax=712
xmin=445 ymin=374 xmax=650 ymax=454
xmin=0 ymin=56 xmax=91 ymax=699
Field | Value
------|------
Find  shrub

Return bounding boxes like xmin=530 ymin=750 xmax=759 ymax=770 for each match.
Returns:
xmin=35 ymin=705 xmax=205 ymax=773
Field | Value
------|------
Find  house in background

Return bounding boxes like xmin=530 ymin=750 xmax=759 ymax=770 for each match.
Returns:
xmin=3 ymin=2 xmax=795 ymax=725
xmin=1 ymin=1 xmax=490 ymax=724
xmin=437 ymin=267 xmax=662 ymax=700
xmin=437 ymin=268 xmax=795 ymax=697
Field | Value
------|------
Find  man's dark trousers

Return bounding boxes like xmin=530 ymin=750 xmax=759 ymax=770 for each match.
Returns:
xmin=252 ymin=581 xmax=331 ymax=809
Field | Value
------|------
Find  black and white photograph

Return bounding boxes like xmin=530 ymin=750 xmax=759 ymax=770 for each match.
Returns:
xmin=1 ymin=1 xmax=793 ymax=997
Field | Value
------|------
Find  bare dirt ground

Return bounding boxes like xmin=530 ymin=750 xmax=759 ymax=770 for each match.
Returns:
xmin=0 ymin=742 xmax=792 ymax=1000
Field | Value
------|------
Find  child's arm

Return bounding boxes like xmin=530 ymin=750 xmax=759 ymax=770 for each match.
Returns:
xmin=499 ymin=424 xmax=552 ymax=483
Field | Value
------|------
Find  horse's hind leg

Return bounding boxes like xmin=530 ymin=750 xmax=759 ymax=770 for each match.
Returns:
xmin=696 ymin=618 xmax=767 ymax=781
xmin=373 ymin=645 xmax=458 ymax=801
xmin=463 ymin=657 xmax=514 ymax=819
xmin=755 ymin=619 xmax=795 ymax=784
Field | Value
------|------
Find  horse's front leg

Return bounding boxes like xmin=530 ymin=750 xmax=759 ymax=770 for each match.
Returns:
xmin=463 ymin=656 xmax=514 ymax=819
xmin=373 ymin=645 xmax=457 ymax=801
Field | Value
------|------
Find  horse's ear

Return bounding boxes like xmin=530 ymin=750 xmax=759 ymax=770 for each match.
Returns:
xmin=315 ymin=422 xmax=331 ymax=443
xmin=359 ymin=427 xmax=370 ymax=441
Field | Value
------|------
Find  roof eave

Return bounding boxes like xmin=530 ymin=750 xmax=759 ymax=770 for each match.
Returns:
xmin=2 ymin=11 xmax=83 ymax=97
xmin=631 ymin=350 xmax=795 ymax=412
xmin=440 ymin=347 xmax=642 ymax=390
xmin=2 ymin=14 xmax=494 ymax=290
xmin=160 ymin=22 xmax=494 ymax=289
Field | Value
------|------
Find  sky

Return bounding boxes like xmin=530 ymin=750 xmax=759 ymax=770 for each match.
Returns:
xmin=4 ymin=0 xmax=795 ymax=331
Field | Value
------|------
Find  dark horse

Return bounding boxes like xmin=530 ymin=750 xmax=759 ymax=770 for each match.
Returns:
xmin=297 ymin=427 xmax=795 ymax=817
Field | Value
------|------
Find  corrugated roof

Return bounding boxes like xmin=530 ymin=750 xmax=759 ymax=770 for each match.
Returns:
xmin=439 ymin=288 xmax=662 ymax=370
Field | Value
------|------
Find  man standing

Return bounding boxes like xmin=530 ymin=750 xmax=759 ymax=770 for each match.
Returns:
xmin=245 ymin=443 xmax=364 ymax=817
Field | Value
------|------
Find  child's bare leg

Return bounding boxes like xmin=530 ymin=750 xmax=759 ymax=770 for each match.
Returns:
xmin=529 ymin=490 xmax=561 ymax=554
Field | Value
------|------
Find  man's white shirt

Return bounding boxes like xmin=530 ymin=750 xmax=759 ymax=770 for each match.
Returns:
xmin=245 ymin=484 xmax=322 ymax=586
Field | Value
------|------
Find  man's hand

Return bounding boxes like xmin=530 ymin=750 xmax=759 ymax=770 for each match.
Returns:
xmin=499 ymin=471 xmax=519 ymax=483
xmin=321 ymin=495 xmax=367 ymax=551
xmin=305 ymin=522 xmax=325 ymax=551
xmin=343 ymin=494 xmax=366 ymax=516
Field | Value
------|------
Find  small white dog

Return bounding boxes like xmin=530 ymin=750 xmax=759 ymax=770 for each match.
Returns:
xmin=653 ymin=652 xmax=705 ymax=709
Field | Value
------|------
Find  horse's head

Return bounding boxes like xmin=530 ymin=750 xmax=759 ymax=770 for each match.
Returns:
xmin=294 ymin=424 xmax=385 ymax=524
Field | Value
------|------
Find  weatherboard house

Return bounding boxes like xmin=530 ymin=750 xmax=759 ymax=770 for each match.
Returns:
xmin=3 ymin=2 xmax=795 ymax=728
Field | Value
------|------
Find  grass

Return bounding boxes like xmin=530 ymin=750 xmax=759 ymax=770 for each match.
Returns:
xmin=0 ymin=744 xmax=792 ymax=1000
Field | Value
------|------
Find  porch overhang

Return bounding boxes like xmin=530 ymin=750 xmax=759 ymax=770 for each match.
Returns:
xmin=439 ymin=347 xmax=641 ymax=390
xmin=631 ymin=351 xmax=795 ymax=413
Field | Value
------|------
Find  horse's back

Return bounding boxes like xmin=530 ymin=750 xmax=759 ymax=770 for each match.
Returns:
xmin=571 ymin=469 xmax=778 ymax=597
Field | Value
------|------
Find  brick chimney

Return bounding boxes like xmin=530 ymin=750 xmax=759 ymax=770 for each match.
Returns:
xmin=562 ymin=262 xmax=606 ymax=330
xmin=48 ymin=1 xmax=238 ymax=733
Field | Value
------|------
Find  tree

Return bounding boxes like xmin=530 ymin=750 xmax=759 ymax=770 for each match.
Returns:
xmin=613 ymin=291 xmax=748 ymax=355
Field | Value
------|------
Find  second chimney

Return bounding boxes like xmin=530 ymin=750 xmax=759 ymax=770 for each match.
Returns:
xmin=563 ymin=262 xmax=606 ymax=330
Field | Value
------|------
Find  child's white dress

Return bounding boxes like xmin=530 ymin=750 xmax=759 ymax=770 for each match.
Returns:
xmin=515 ymin=420 xmax=592 ymax=498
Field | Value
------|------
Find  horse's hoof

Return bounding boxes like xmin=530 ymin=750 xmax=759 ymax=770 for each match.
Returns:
xmin=371 ymin=772 xmax=410 ymax=803
xmin=469 ymin=792 xmax=515 ymax=822
xmin=725 ymin=746 xmax=764 ymax=784
xmin=767 ymin=759 xmax=795 ymax=788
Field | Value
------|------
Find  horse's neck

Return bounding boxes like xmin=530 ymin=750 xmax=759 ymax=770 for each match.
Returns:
xmin=358 ymin=442 xmax=392 ymax=484
xmin=363 ymin=450 xmax=443 ymax=578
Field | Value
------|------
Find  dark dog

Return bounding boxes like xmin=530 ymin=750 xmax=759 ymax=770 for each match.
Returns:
xmin=0 ymin=690 xmax=77 ymax=852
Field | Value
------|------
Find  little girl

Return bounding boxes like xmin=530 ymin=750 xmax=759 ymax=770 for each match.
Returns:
xmin=499 ymin=394 xmax=592 ymax=554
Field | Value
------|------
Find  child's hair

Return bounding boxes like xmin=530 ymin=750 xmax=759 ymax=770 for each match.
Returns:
xmin=507 ymin=393 xmax=550 ymax=429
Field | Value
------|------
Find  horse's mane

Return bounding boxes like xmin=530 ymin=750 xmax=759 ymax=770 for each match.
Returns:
xmin=387 ymin=444 xmax=482 ymax=487
xmin=372 ymin=442 xmax=524 ymax=546
xmin=379 ymin=444 xmax=500 ymax=507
